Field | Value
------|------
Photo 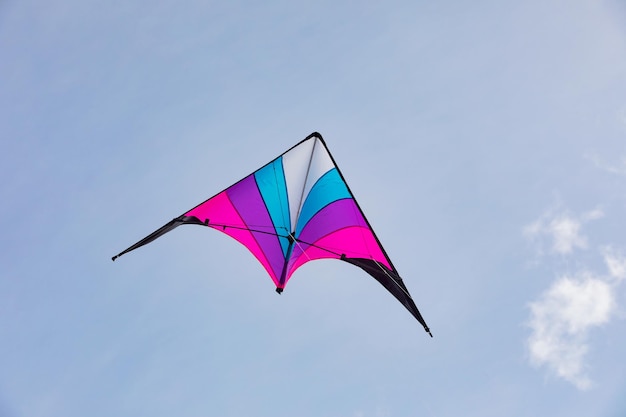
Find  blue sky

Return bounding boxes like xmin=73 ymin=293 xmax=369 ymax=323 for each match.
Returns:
xmin=2 ymin=0 xmax=626 ymax=416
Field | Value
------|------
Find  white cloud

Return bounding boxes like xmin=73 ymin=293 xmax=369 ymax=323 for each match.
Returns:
xmin=582 ymin=208 xmax=605 ymax=221
xmin=524 ymin=208 xmax=603 ymax=256
xmin=525 ymin=207 xmax=626 ymax=389
xmin=603 ymin=247 xmax=626 ymax=282
xmin=586 ymin=153 xmax=626 ymax=175
xmin=548 ymin=215 xmax=587 ymax=254
xmin=527 ymin=273 xmax=615 ymax=390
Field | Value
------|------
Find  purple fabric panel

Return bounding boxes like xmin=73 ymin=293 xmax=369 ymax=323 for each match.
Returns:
xmin=296 ymin=198 xmax=367 ymax=247
xmin=288 ymin=199 xmax=373 ymax=279
xmin=226 ymin=175 xmax=285 ymax=279
xmin=185 ymin=190 xmax=279 ymax=282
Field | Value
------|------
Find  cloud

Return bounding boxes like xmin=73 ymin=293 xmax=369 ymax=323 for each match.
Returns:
xmin=524 ymin=207 xmax=626 ymax=389
xmin=523 ymin=208 xmax=603 ymax=256
xmin=549 ymin=215 xmax=587 ymax=254
xmin=527 ymin=274 xmax=613 ymax=389
xmin=581 ymin=208 xmax=605 ymax=221
xmin=526 ymin=251 xmax=626 ymax=390
xmin=586 ymin=153 xmax=626 ymax=176
xmin=603 ymin=246 xmax=626 ymax=282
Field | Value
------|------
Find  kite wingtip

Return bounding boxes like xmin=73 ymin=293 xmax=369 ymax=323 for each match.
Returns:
xmin=306 ymin=131 xmax=324 ymax=141
xmin=275 ymin=287 xmax=283 ymax=294
xmin=111 ymin=255 xmax=118 ymax=262
xmin=425 ymin=327 xmax=433 ymax=338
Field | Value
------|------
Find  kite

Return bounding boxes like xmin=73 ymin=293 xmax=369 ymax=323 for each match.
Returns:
xmin=112 ymin=132 xmax=431 ymax=336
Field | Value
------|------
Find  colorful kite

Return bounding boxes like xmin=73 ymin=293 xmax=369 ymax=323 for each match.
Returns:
xmin=113 ymin=132 xmax=431 ymax=335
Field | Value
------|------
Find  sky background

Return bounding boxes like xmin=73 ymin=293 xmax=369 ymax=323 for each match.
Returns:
xmin=2 ymin=1 xmax=626 ymax=416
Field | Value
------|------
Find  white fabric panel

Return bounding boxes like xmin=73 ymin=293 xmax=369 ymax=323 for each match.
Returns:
xmin=300 ymin=139 xmax=335 ymax=208
xmin=282 ymin=137 xmax=315 ymax=232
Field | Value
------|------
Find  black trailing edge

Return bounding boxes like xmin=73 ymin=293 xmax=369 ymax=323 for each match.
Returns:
xmin=111 ymin=215 xmax=203 ymax=261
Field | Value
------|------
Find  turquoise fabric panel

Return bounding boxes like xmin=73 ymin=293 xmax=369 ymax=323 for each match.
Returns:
xmin=296 ymin=168 xmax=351 ymax=236
xmin=255 ymin=158 xmax=291 ymax=256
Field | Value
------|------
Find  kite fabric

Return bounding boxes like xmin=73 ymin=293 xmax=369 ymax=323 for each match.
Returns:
xmin=113 ymin=132 xmax=431 ymax=336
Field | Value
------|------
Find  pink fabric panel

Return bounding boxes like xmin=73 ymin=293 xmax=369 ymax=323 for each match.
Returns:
xmin=285 ymin=226 xmax=391 ymax=281
xmin=185 ymin=191 xmax=279 ymax=284
xmin=185 ymin=191 xmax=245 ymax=228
